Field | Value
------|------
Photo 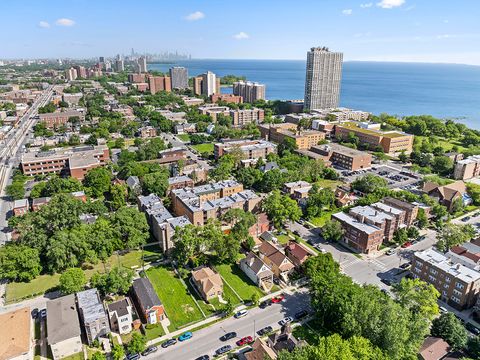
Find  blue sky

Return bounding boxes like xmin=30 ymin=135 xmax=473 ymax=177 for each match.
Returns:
xmin=1 ymin=0 xmax=479 ymax=65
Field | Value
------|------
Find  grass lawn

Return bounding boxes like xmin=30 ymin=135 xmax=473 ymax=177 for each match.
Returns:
xmin=62 ymin=352 xmax=84 ymax=360
xmin=144 ymin=324 xmax=165 ymax=341
xmin=6 ymin=249 xmax=162 ymax=304
xmin=215 ymin=263 xmax=264 ymax=302
xmin=309 ymin=211 xmax=333 ymax=227
xmin=315 ymin=179 xmax=343 ymax=190
xmin=191 ymin=143 xmax=214 ymax=155
xmin=177 ymin=134 xmax=191 ymax=142
xmin=415 ymin=135 xmax=467 ymax=152
xmin=276 ymin=234 xmax=292 ymax=245
xmin=292 ymin=319 xmax=329 ymax=345
xmin=146 ymin=266 xmax=204 ymax=330
xmin=182 ymin=273 xmax=218 ymax=316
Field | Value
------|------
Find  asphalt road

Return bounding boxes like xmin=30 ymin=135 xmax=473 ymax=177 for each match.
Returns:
xmin=145 ymin=288 xmax=311 ymax=360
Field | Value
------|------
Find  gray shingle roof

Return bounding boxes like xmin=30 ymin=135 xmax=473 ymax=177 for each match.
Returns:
xmin=132 ymin=278 xmax=162 ymax=310
xmin=47 ymin=294 xmax=81 ymax=344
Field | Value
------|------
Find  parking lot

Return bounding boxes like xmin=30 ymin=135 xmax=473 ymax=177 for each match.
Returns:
xmin=339 ymin=165 xmax=422 ymax=189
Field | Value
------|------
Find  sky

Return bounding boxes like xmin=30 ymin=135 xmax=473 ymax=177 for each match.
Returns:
xmin=1 ymin=0 xmax=479 ymax=65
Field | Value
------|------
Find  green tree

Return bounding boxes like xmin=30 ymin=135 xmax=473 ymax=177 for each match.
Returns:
xmin=0 ymin=244 xmax=42 ymax=282
xmin=467 ymin=336 xmax=480 ymax=359
xmin=111 ymin=344 xmax=125 ymax=360
xmin=278 ymin=137 xmax=298 ymax=156
xmin=467 ymin=183 xmax=480 ymax=206
xmin=258 ymin=169 xmax=285 ymax=192
xmin=407 ymin=227 xmax=419 ymax=239
xmin=141 ymin=169 xmax=169 ymax=196
xmin=262 ymin=190 xmax=301 ymax=228
xmin=209 ymin=155 xmax=235 ymax=181
xmin=431 ymin=313 xmax=468 ymax=350
xmin=393 ymin=228 xmax=408 ymax=245
xmin=321 ymin=220 xmax=344 ymax=243
xmin=222 ymin=298 xmax=235 ymax=317
xmin=251 ymin=292 xmax=260 ymax=306
xmin=108 ymin=184 xmax=127 ymax=211
xmin=221 ymin=208 xmax=256 ymax=243
xmin=305 ymin=186 xmax=335 ymax=219
xmin=416 ymin=208 xmax=429 ymax=229
xmin=351 ymin=174 xmax=388 ymax=194
xmin=59 ymin=268 xmax=87 ymax=294
xmin=83 ymin=167 xmax=112 ymax=198
xmin=127 ymin=332 xmax=146 ymax=354
xmin=110 ymin=207 xmax=149 ymax=249
xmin=431 ymin=156 xmax=454 ymax=176
xmin=235 ymin=167 xmax=262 ymax=188
xmin=6 ymin=182 xmax=25 ymax=200
xmin=90 ymin=267 xmax=134 ymax=296
xmin=89 ymin=352 xmax=106 ymax=360
xmin=437 ymin=223 xmax=475 ymax=251
xmin=398 ymin=151 xmax=409 ymax=163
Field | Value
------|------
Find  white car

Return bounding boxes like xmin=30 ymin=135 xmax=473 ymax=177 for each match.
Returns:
xmin=234 ymin=309 xmax=248 ymax=319
xmin=278 ymin=317 xmax=293 ymax=326
xmin=386 ymin=249 xmax=396 ymax=256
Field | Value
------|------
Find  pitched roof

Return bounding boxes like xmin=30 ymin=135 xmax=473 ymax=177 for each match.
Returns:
xmin=259 ymin=241 xmax=294 ymax=270
xmin=418 ymin=337 xmax=450 ymax=360
xmin=245 ymin=338 xmax=277 ymax=360
xmin=132 ymin=277 xmax=162 ymax=310
xmin=47 ymin=294 xmax=81 ymax=344
xmin=192 ymin=266 xmax=223 ymax=294
xmin=108 ymin=298 xmax=131 ymax=317
xmin=285 ymin=241 xmax=310 ymax=261
xmin=242 ymin=252 xmax=272 ymax=276
xmin=0 ymin=307 xmax=31 ymax=360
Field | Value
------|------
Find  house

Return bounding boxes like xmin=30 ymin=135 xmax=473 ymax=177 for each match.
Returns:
xmin=245 ymin=338 xmax=278 ymax=360
xmin=131 ymin=278 xmax=166 ymax=324
xmin=423 ymin=181 xmax=471 ymax=212
xmin=32 ymin=197 xmax=51 ymax=211
xmin=0 ymin=307 xmax=33 ymax=360
xmin=267 ymin=324 xmax=306 ymax=355
xmin=191 ymin=266 xmax=224 ymax=301
xmin=334 ymin=187 xmax=355 ymax=207
xmin=248 ymin=213 xmax=271 ymax=241
xmin=284 ymin=241 xmax=311 ymax=267
xmin=47 ymin=295 xmax=83 ymax=360
xmin=126 ymin=176 xmax=141 ymax=193
xmin=13 ymin=199 xmax=29 ymax=216
xmin=107 ymin=298 xmax=133 ymax=335
xmin=418 ymin=337 xmax=450 ymax=360
xmin=258 ymin=241 xmax=295 ymax=280
xmin=76 ymin=289 xmax=110 ymax=345
xmin=240 ymin=252 xmax=274 ymax=291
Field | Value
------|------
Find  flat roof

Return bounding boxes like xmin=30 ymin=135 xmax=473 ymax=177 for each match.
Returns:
xmin=47 ymin=294 xmax=81 ymax=344
xmin=338 ymin=122 xmax=410 ymax=138
xmin=332 ymin=211 xmax=383 ymax=235
xmin=0 ymin=307 xmax=31 ymax=360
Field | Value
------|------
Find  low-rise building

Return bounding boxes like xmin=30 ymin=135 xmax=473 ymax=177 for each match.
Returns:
xmin=240 ymin=252 xmax=274 ymax=291
xmin=139 ymin=126 xmax=157 ymax=138
xmin=214 ymin=139 xmax=276 ymax=160
xmin=411 ymin=248 xmax=480 ymax=310
xmin=418 ymin=337 xmax=451 ymax=360
xmin=258 ymin=123 xmax=326 ymax=150
xmin=107 ymin=298 xmax=133 ymax=335
xmin=245 ymin=338 xmax=277 ymax=360
xmin=198 ymin=105 xmax=230 ymax=121
xmin=0 ymin=307 xmax=33 ymax=360
xmin=191 ymin=266 xmax=224 ymax=302
xmin=76 ymin=289 xmax=110 ymax=345
xmin=381 ymin=197 xmax=418 ymax=226
xmin=305 ymin=143 xmax=372 ymax=171
xmin=13 ymin=199 xmax=29 ymax=216
xmin=32 ymin=197 xmax=51 ymax=211
xmin=423 ymin=181 xmax=470 ymax=212
xmin=258 ymin=241 xmax=295 ymax=280
xmin=47 ymin=295 xmax=83 ymax=360
xmin=62 ymin=93 xmax=83 ymax=105
xmin=230 ymin=108 xmax=264 ymax=127
xmin=39 ymin=110 xmax=85 ymax=130
xmin=131 ymin=278 xmax=166 ymax=325
xmin=284 ymin=241 xmax=311 ymax=267
xmin=211 ymin=94 xmax=243 ymax=104
xmin=168 ymin=175 xmax=194 ymax=192
xmin=454 ymin=155 xmax=480 ymax=180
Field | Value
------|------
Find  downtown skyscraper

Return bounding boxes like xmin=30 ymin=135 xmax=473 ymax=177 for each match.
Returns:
xmin=304 ymin=47 xmax=343 ymax=110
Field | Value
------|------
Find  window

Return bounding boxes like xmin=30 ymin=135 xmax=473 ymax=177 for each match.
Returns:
xmin=445 ymin=276 xmax=451 ymax=283
xmin=428 ymin=275 xmax=436 ymax=282
xmin=455 ymin=282 xmax=465 ymax=290
xmin=430 ymin=269 xmax=438 ymax=275
xmin=451 ymin=296 xmax=461 ymax=304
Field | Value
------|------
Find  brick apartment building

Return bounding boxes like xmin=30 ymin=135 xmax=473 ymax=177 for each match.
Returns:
xmin=258 ymin=123 xmax=326 ymax=150
xmin=334 ymin=122 xmax=414 ymax=155
xmin=412 ymin=248 xmax=480 ymax=310
xmin=214 ymin=139 xmax=276 ymax=160
xmin=128 ymin=73 xmax=145 ymax=83
xmin=381 ymin=196 xmax=419 ymax=226
xmin=454 ymin=155 xmax=480 ymax=180
xmin=147 ymin=75 xmax=172 ymax=94
xmin=39 ymin=110 xmax=85 ymax=130
xmin=198 ymin=105 xmax=230 ymax=121
xmin=300 ymin=143 xmax=372 ymax=171
xmin=21 ymin=145 xmax=110 ymax=180
xmin=170 ymin=180 xmax=261 ymax=226
xmin=139 ymin=126 xmax=157 ymax=138
xmin=211 ymin=94 xmax=243 ymax=104
xmin=230 ymin=108 xmax=264 ymax=127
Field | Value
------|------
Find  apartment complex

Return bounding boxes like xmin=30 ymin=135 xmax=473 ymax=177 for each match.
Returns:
xmin=170 ymin=180 xmax=261 ymax=226
xmin=21 ymin=145 xmax=110 ymax=180
xmin=198 ymin=105 xmax=230 ymax=121
xmin=332 ymin=198 xmax=418 ymax=254
xmin=214 ymin=139 xmax=277 ymax=160
xmin=335 ymin=122 xmax=414 ymax=155
xmin=76 ymin=289 xmax=110 ymax=345
xmin=232 ymin=81 xmax=266 ymax=103
xmin=128 ymin=73 xmax=145 ymax=83
xmin=230 ymin=108 xmax=264 ymax=127
xmin=39 ymin=110 xmax=85 ymax=129
xmin=412 ymin=248 xmax=480 ymax=310
xmin=148 ymin=75 xmax=171 ymax=94
xmin=258 ymin=123 xmax=325 ymax=150
xmin=303 ymin=143 xmax=372 ymax=171
xmin=211 ymin=94 xmax=243 ymax=104
xmin=169 ymin=66 xmax=188 ymax=90
xmin=304 ymin=47 xmax=343 ymax=110
xmin=454 ymin=155 xmax=480 ymax=180
xmin=193 ymin=71 xmax=220 ymax=96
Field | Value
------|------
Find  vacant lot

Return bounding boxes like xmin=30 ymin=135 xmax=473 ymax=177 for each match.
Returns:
xmin=191 ymin=143 xmax=214 ymax=155
xmin=215 ymin=263 xmax=264 ymax=302
xmin=146 ymin=266 xmax=204 ymax=330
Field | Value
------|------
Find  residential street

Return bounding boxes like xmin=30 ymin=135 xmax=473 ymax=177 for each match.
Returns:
xmin=145 ymin=288 xmax=311 ymax=360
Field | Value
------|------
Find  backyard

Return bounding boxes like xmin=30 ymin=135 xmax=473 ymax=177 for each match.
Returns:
xmin=6 ymin=249 xmax=162 ymax=304
xmin=191 ymin=143 xmax=214 ymax=155
xmin=146 ymin=266 xmax=204 ymax=330
xmin=177 ymin=134 xmax=191 ymax=142
xmin=215 ymin=263 xmax=264 ymax=302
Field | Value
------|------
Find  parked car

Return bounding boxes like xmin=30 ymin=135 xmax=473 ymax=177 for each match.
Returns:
xmin=194 ymin=356 xmax=209 ymax=360
xmin=295 ymin=310 xmax=308 ymax=320
xmin=31 ymin=308 xmax=39 ymax=319
xmin=381 ymin=278 xmax=393 ymax=286
xmin=257 ymin=326 xmax=273 ymax=336
xmin=271 ymin=295 xmax=284 ymax=303
xmin=386 ymin=249 xmax=396 ymax=255
xmin=399 ymin=263 xmax=411 ymax=270
xmin=466 ymin=322 xmax=480 ymax=336
xmin=215 ymin=345 xmax=232 ymax=356
xmin=220 ymin=332 xmax=237 ymax=342
xmin=178 ymin=332 xmax=193 ymax=341
xmin=279 ymin=317 xmax=293 ymax=326
xmin=125 ymin=353 xmax=140 ymax=360
xmin=401 ymin=242 xmax=412 ymax=248
xmin=462 ymin=216 xmax=471 ymax=222
xmin=161 ymin=339 xmax=177 ymax=348
xmin=40 ymin=309 xmax=47 ymax=319
xmin=141 ymin=346 xmax=158 ymax=356
xmin=439 ymin=306 xmax=448 ymax=314
xmin=259 ymin=300 xmax=271 ymax=309
xmin=234 ymin=310 xmax=248 ymax=319
xmin=236 ymin=336 xmax=254 ymax=346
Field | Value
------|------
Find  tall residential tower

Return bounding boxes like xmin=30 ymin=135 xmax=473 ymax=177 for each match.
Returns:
xmin=304 ymin=47 xmax=343 ymax=110
xmin=169 ymin=67 xmax=188 ymax=89
xmin=233 ymin=81 xmax=266 ymax=103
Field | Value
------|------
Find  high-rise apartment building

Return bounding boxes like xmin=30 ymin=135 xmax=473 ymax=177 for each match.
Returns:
xmin=65 ymin=68 xmax=77 ymax=81
xmin=148 ymin=75 xmax=172 ymax=94
xmin=170 ymin=67 xmax=188 ymax=89
xmin=202 ymin=71 xmax=217 ymax=96
xmin=138 ymin=56 xmax=147 ymax=73
xmin=74 ymin=65 xmax=87 ymax=79
xmin=233 ymin=81 xmax=266 ymax=103
xmin=304 ymin=47 xmax=343 ymax=110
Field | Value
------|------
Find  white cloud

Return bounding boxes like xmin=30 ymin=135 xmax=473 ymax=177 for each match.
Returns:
xmin=185 ymin=11 xmax=205 ymax=21
xmin=38 ymin=21 xmax=50 ymax=28
xmin=342 ymin=9 xmax=353 ymax=15
xmin=360 ymin=3 xmax=373 ymax=8
xmin=443 ymin=19 xmax=449 ymax=23
xmin=55 ymin=18 xmax=75 ymax=26
xmin=376 ymin=0 xmax=405 ymax=9
xmin=233 ymin=32 xmax=249 ymax=40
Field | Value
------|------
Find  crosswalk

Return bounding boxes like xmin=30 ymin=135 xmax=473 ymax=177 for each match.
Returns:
xmin=368 ymin=259 xmax=389 ymax=271
xmin=340 ymin=257 xmax=389 ymax=272
xmin=341 ymin=258 xmax=363 ymax=270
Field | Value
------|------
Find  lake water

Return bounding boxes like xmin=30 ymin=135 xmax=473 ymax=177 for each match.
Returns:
xmin=149 ymin=59 xmax=480 ymax=129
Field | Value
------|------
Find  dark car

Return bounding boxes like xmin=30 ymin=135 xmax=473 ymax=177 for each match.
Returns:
xmin=295 ymin=310 xmax=308 ymax=320
xmin=161 ymin=339 xmax=177 ymax=348
xmin=399 ymin=263 xmax=411 ymax=270
xmin=215 ymin=345 xmax=232 ymax=356
xmin=381 ymin=278 xmax=393 ymax=286
xmin=141 ymin=346 xmax=158 ymax=356
xmin=125 ymin=353 xmax=140 ymax=360
xmin=220 ymin=332 xmax=237 ymax=342
xmin=257 ymin=326 xmax=273 ymax=336
xmin=259 ymin=300 xmax=271 ymax=309
xmin=31 ymin=308 xmax=39 ymax=319
xmin=466 ymin=322 xmax=480 ymax=336
xmin=194 ymin=356 xmax=210 ymax=360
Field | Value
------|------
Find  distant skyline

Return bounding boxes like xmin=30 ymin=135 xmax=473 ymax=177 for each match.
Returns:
xmin=1 ymin=0 xmax=479 ymax=65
